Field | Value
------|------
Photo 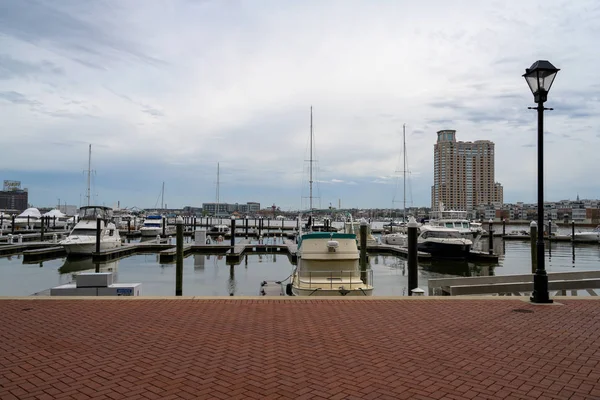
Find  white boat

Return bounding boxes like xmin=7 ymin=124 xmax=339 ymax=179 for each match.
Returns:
xmin=344 ymin=219 xmax=378 ymax=246
xmin=13 ymin=207 xmax=42 ymax=230
xmin=288 ymin=108 xmax=373 ymax=296
xmin=140 ymin=215 xmax=174 ymax=237
xmin=59 ymin=206 xmax=121 ymax=255
xmin=208 ymin=224 xmax=230 ymax=235
xmin=381 ymin=232 xmax=407 ymax=246
xmin=417 ymin=225 xmax=472 ymax=259
xmin=572 ymin=226 xmax=600 ymax=242
xmin=427 ymin=203 xmax=482 ymax=240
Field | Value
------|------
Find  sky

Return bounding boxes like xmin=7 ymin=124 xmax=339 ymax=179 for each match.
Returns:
xmin=1 ymin=0 xmax=599 ymax=211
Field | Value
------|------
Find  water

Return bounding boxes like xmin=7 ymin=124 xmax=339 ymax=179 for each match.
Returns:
xmin=1 ymin=238 xmax=599 ymax=296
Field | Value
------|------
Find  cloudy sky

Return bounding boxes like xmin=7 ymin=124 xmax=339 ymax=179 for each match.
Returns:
xmin=1 ymin=0 xmax=598 ymax=211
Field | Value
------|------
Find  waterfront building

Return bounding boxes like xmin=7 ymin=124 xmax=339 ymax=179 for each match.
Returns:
xmin=0 ymin=180 xmax=28 ymax=212
xmin=202 ymin=201 xmax=261 ymax=216
xmin=431 ymin=130 xmax=503 ymax=212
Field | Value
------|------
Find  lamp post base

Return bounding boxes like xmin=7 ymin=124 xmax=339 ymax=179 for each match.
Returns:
xmin=530 ymin=273 xmax=553 ymax=304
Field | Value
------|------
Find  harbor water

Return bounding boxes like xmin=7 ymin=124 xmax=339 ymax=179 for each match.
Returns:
xmin=1 ymin=237 xmax=599 ymax=296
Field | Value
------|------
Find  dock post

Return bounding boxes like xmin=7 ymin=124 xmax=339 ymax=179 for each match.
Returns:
xmin=359 ymin=220 xmax=368 ymax=283
xmin=488 ymin=219 xmax=494 ymax=255
xmin=27 ymin=215 xmax=30 ymax=230
xmin=40 ymin=216 xmax=45 ymax=242
xmin=230 ymin=217 xmax=236 ymax=248
xmin=530 ymin=221 xmax=537 ymax=273
xmin=548 ymin=219 xmax=552 ymax=241
xmin=258 ymin=217 xmax=262 ymax=238
xmin=281 ymin=217 xmax=284 ymax=230
xmin=0 ymin=214 xmax=3 ymax=230
xmin=127 ymin=219 xmax=131 ymax=232
xmin=571 ymin=220 xmax=575 ymax=241
xmin=175 ymin=216 xmax=184 ymax=296
xmin=53 ymin=216 xmax=56 ymax=229
xmin=296 ymin=217 xmax=299 ymax=232
xmin=162 ymin=217 xmax=166 ymax=237
xmin=407 ymin=217 xmax=418 ymax=295
xmin=267 ymin=218 xmax=271 ymax=234
xmin=502 ymin=218 xmax=505 ymax=236
xmin=193 ymin=217 xmax=197 ymax=232
xmin=245 ymin=216 xmax=248 ymax=239
xmin=11 ymin=214 xmax=15 ymax=235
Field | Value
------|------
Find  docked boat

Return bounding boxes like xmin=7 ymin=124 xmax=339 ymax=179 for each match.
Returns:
xmin=344 ymin=219 xmax=378 ymax=246
xmin=381 ymin=232 xmax=407 ymax=246
xmin=59 ymin=206 xmax=121 ymax=255
xmin=417 ymin=225 xmax=472 ymax=259
xmin=13 ymin=207 xmax=42 ymax=230
xmin=427 ymin=204 xmax=482 ymax=240
xmin=208 ymin=224 xmax=230 ymax=235
xmin=289 ymin=231 xmax=373 ymax=296
xmin=140 ymin=215 xmax=174 ymax=237
xmin=35 ymin=209 xmax=70 ymax=229
xmin=572 ymin=226 xmax=600 ymax=242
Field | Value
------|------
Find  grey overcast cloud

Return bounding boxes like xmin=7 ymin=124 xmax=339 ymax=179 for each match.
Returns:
xmin=0 ymin=0 xmax=598 ymax=210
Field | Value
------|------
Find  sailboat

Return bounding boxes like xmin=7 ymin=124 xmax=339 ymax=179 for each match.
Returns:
xmin=140 ymin=182 xmax=175 ymax=237
xmin=381 ymin=124 xmax=409 ymax=246
xmin=60 ymin=145 xmax=121 ymax=255
xmin=289 ymin=107 xmax=373 ymax=296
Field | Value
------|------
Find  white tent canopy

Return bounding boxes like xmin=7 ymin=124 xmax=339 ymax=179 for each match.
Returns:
xmin=43 ymin=209 xmax=67 ymax=218
xmin=17 ymin=208 xmax=41 ymax=218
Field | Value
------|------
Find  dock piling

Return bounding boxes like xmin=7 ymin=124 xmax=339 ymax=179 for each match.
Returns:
xmin=11 ymin=215 xmax=15 ymax=235
xmin=488 ymin=219 xmax=494 ymax=255
xmin=571 ymin=220 xmax=575 ymax=241
xmin=230 ymin=217 xmax=236 ymax=248
xmin=40 ymin=216 xmax=45 ymax=242
xmin=175 ymin=216 xmax=184 ymax=296
xmin=162 ymin=217 xmax=166 ymax=237
xmin=530 ymin=221 xmax=537 ymax=273
xmin=359 ymin=220 xmax=368 ymax=283
xmin=407 ymin=217 xmax=418 ymax=295
xmin=245 ymin=217 xmax=248 ymax=239
xmin=502 ymin=218 xmax=506 ymax=236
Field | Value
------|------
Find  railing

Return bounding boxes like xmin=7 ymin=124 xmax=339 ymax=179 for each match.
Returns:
xmin=298 ymin=269 xmax=373 ymax=290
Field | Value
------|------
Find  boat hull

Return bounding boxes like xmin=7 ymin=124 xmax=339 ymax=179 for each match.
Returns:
xmin=573 ymin=233 xmax=600 ymax=242
xmin=61 ymin=240 xmax=121 ymax=255
xmin=291 ymin=286 xmax=373 ymax=296
xmin=417 ymin=242 xmax=471 ymax=259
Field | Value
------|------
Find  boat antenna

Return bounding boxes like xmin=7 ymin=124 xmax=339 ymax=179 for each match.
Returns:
xmin=86 ymin=144 xmax=92 ymax=207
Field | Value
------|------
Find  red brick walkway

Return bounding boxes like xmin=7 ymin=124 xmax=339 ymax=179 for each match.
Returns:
xmin=1 ymin=298 xmax=599 ymax=400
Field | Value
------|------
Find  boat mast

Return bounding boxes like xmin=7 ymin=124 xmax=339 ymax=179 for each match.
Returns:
xmin=216 ymin=162 xmax=220 ymax=216
xmin=86 ymin=144 xmax=91 ymax=207
xmin=161 ymin=182 xmax=165 ymax=210
xmin=309 ymin=106 xmax=313 ymax=213
xmin=403 ymin=124 xmax=406 ymax=222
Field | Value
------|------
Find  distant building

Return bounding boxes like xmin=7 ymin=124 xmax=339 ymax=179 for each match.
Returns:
xmin=431 ymin=130 xmax=503 ymax=212
xmin=202 ymin=202 xmax=261 ymax=216
xmin=0 ymin=180 xmax=28 ymax=211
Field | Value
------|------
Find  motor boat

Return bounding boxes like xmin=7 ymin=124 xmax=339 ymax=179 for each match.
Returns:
xmin=571 ymin=226 xmax=600 ymax=242
xmin=417 ymin=225 xmax=472 ymax=259
xmin=208 ymin=224 xmax=230 ymax=235
xmin=35 ymin=209 xmax=70 ymax=229
xmin=140 ymin=215 xmax=174 ymax=237
xmin=13 ymin=207 xmax=42 ymax=230
xmin=343 ymin=220 xmax=378 ymax=246
xmin=381 ymin=232 xmax=407 ymax=246
xmin=59 ymin=206 xmax=121 ymax=255
xmin=428 ymin=203 xmax=482 ymax=240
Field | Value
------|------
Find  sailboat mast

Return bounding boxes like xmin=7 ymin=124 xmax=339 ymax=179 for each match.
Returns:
xmin=216 ymin=162 xmax=220 ymax=215
xmin=403 ymin=124 xmax=406 ymax=222
xmin=309 ymin=106 xmax=313 ymax=212
xmin=161 ymin=182 xmax=165 ymax=210
xmin=86 ymin=144 xmax=91 ymax=207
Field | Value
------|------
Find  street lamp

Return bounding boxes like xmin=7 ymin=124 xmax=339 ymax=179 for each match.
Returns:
xmin=523 ymin=60 xmax=560 ymax=304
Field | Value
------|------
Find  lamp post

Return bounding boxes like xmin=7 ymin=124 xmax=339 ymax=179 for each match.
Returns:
xmin=523 ymin=60 xmax=560 ymax=304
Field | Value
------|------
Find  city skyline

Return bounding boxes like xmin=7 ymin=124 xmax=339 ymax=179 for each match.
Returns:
xmin=1 ymin=1 xmax=599 ymax=210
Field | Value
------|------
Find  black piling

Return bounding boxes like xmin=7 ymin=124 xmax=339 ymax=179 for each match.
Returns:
xmin=27 ymin=215 xmax=30 ymax=230
xmin=95 ymin=218 xmax=101 ymax=273
xmin=571 ymin=220 xmax=575 ymax=241
xmin=230 ymin=218 xmax=236 ymax=248
xmin=245 ymin=217 xmax=248 ymax=239
xmin=488 ymin=220 xmax=494 ymax=255
xmin=11 ymin=215 xmax=15 ymax=235
xmin=530 ymin=222 xmax=537 ymax=273
xmin=407 ymin=218 xmax=418 ymax=295
xmin=175 ymin=217 xmax=184 ymax=296
xmin=359 ymin=221 xmax=368 ymax=283
xmin=40 ymin=216 xmax=45 ymax=242
xmin=162 ymin=217 xmax=166 ymax=237
xmin=502 ymin=218 xmax=506 ymax=236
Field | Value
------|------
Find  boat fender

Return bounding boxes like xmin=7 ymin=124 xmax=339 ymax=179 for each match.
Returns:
xmin=285 ymin=283 xmax=293 ymax=296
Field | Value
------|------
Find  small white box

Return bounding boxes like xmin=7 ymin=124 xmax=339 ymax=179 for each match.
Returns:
xmin=76 ymin=272 xmax=113 ymax=288
xmin=50 ymin=284 xmax=98 ymax=296
xmin=97 ymin=283 xmax=142 ymax=296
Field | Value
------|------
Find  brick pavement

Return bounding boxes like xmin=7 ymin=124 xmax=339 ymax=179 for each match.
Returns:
xmin=1 ymin=298 xmax=599 ymax=400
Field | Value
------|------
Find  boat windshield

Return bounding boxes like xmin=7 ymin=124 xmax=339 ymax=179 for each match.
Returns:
xmin=144 ymin=223 xmax=161 ymax=228
xmin=79 ymin=206 xmax=112 ymax=220
xmin=422 ymin=230 xmax=462 ymax=239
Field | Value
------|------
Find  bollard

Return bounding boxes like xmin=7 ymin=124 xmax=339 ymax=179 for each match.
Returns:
xmin=571 ymin=220 xmax=575 ymax=241
xmin=411 ymin=288 xmax=425 ymax=296
xmin=359 ymin=220 xmax=368 ymax=283
xmin=488 ymin=219 xmax=494 ymax=255
xmin=8 ymin=234 xmax=13 ymax=244
xmin=162 ymin=217 xmax=166 ymax=237
xmin=407 ymin=217 xmax=418 ymax=295
xmin=95 ymin=217 xmax=101 ymax=254
xmin=245 ymin=217 xmax=249 ymax=239
xmin=530 ymin=221 xmax=537 ymax=274
xmin=127 ymin=219 xmax=131 ymax=232
xmin=40 ymin=216 xmax=45 ymax=242
xmin=175 ymin=216 xmax=184 ymax=296
xmin=53 ymin=234 xmax=57 ymax=244
xmin=18 ymin=234 xmax=23 ymax=244
xmin=502 ymin=218 xmax=506 ymax=236
xmin=230 ymin=217 xmax=236 ymax=248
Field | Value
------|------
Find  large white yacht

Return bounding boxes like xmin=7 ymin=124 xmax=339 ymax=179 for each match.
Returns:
xmin=417 ymin=225 xmax=473 ymax=259
xmin=35 ymin=209 xmax=70 ymax=229
xmin=140 ymin=215 xmax=174 ymax=237
xmin=59 ymin=206 xmax=121 ymax=255
xmin=13 ymin=207 xmax=42 ymax=230
xmin=427 ymin=204 xmax=482 ymax=240
xmin=572 ymin=226 xmax=600 ymax=242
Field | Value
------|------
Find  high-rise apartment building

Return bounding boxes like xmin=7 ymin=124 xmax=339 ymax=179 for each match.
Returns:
xmin=431 ymin=130 xmax=503 ymax=211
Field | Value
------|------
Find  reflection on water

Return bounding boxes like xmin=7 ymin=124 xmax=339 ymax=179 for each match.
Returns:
xmin=59 ymin=257 xmax=119 ymax=282
xmin=420 ymin=260 xmax=496 ymax=277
